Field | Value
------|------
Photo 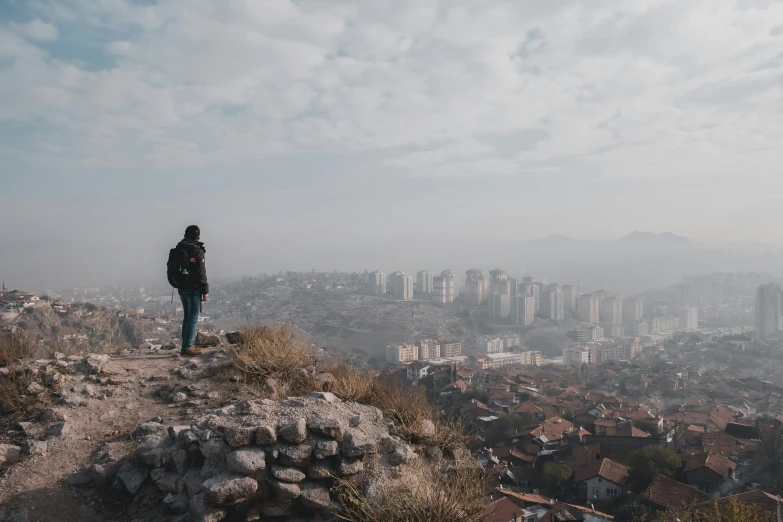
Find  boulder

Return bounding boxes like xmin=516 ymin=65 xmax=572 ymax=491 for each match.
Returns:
xmin=271 ymin=465 xmax=306 ymax=483
xmin=307 ymin=461 xmax=334 ymax=480
xmin=224 ymin=332 xmax=243 ymax=344
xmin=389 ymin=443 xmax=417 ymax=466
xmin=116 ymin=465 xmax=149 ymax=495
xmin=277 ymin=442 xmax=313 ymax=467
xmin=300 ymin=484 xmax=332 ymax=510
xmin=189 ymin=492 xmax=226 ymax=522
xmin=306 ymin=417 xmax=345 ymax=440
xmin=40 ymin=408 xmax=67 ymax=422
xmin=225 ymin=447 xmax=266 ymax=476
xmin=279 ymin=418 xmax=307 ymax=444
xmin=45 ymin=421 xmax=72 ymax=439
xmin=255 ymin=424 xmax=277 ymax=445
xmin=0 ymin=443 xmax=22 ymax=465
xmin=78 ymin=354 xmax=110 ymax=374
xmin=342 ymin=430 xmax=377 ymax=457
xmin=202 ymin=473 xmax=258 ymax=504
xmin=22 ymin=439 xmax=48 ymax=456
xmin=314 ymin=440 xmax=340 ymax=459
xmin=26 ymin=382 xmax=45 ymax=395
xmin=267 ymin=479 xmax=301 ymax=502
xmin=195 ymin=332 xmax=220 ymax=348
xmin=339 ymin=457 xmax=363 ymax=476
xmin=224 ymin=426 xmax=254 ymax=447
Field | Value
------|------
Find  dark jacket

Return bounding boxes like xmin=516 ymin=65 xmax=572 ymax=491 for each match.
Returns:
xmin=176 ymin=239 xmax=209 ymax=295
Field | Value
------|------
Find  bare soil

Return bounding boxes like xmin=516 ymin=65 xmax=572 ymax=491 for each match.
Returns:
xmin=0 ymin=350 xmax=229 ymax=522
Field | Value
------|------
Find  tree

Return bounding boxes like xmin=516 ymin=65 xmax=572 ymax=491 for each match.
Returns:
xmin=628 ymin=446 xmax=681 ymax=493
xmin=492 ymin=414 xmax=535 ymax=438
xmin=541 ymin=462 xmax=572 ymax=497
xmin=658 ymin=497 xmax=775 ymax=522
xmin=755 ymin=417 xmax=783 ymax=488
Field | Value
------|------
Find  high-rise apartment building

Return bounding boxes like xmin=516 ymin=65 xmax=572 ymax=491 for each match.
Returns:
xmin=367 ymin=271 xmax=386 ymax=296
xmin=508 ymin=278 xmax=519 ymax=296
xmin=679 ymin=307 xmax=699 ymax=331
xmin=465 ymin=269 xmax=488 ymax=306
xmin=562 ymin=285 xmax=576 ymax=310
xmin=522 ymin=283 xmax=541 ymax=313
xmin=416 ymin=270 xmax=433 ymax=295
xmin=623 ymin=299 xmax=644 ymax=324
xmin=511 ymin=294 xmax=535 ymax=326
xmin=386 ymin=342 xmax=418 ymax=363
xmin=489 ymin=269 xmax=508 ymax=293
xmin=542 ymin=288 xmax=565 ymax=320
xmin=489 ymin=292 xmax=511 ymax=320
xmin=388 ymin=272 xmax=414 ymax=301
xmin=601 ymin=297 xmax=623 ymax=325
xmin=433 ymin=270 xmax=457 ymax=303
xmin=578 ymin=294 xmax=600 ymax=324
xmin=756 ymin=283 xmax=783 ymax=337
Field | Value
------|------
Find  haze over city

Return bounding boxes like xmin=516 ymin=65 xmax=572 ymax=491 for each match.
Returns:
xmin=2 ymin=0 xmax=783 ymax=290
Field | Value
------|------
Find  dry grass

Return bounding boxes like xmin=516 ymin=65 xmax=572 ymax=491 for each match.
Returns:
xmin=317 ymin=364 xmax=375 ymax=403
xmin=333 ymin=459 xmax=487 ymax=522
xmin=0 ymin=331 xmax=45 ymax=416
xmin=230 ymin=323 xmax=314 ymax=399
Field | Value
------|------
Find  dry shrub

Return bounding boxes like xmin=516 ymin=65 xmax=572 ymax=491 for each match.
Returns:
xmin=319 ymin=364 xmax=375 ymax=403
xmin=0 ymin=332 xmax=45 ymax=416
xmin=231 ymin=324 xmax=313 ymax=398
xmin=370 ymin=378 xmax=435 ymax=439
xmin=0 ymin=331 xmax=37 ymax=364
xmin=333 ymin=459 xmax=487 ymax=522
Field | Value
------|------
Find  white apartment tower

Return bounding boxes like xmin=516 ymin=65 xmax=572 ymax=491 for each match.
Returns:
xmin=416 ymin=270 xmax=433 ymax=295
xmin=489 ymin=269 xmax=508 ymax=293
xmin=578 ymin=294 xmax=600 ymax=324
xmin=679 ymin=307 xmax=699 ymax=331
xmin=523 ymin=283 xmax=541 ymax=313
xmin=465 ymin=269 xmax=488 ymax=306
xmin=489 ymin=292 xmax=511 ymax=320
xmin=433 ymin=270 xmax=457 ymax=304
xmin=756 ymin=283 xmax=783 ymax=337
xmin=542 ymin=288 xmax=565 ymax=320
xmin=367 ymin=271 xmax=387 ymax=296
xmin=601 ymin=297 xmax=623 ymax=324
xmin=511 ymin=294 xmax=535 ymax=326
xmin=389 ymin=272 xmax=414 ymax=301
xmin=562 ymin=285 xmax=576 ymax=310
xmin=623 ymin=299 xmax=644 ymax=324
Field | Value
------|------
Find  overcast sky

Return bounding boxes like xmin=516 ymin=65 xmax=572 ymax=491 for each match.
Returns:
xmin=2 ymin=0 xmax=782 ymax=289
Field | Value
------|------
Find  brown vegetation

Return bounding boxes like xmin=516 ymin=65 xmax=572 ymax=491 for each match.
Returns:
xmin=655 ymin=496 xmax=776 ymax=522
xmin=333 ymin=459 xmax=487 ymax=522
xmin=0 ymin=332 xmax=46 ymax=416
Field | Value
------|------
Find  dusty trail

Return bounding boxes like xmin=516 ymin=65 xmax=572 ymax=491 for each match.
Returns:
xmin=0 ymin=350 xmax=226 ymax=522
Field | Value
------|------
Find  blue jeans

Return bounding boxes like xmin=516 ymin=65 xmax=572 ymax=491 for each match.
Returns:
xmin=179 ymin=288 xmax=201 ymax=351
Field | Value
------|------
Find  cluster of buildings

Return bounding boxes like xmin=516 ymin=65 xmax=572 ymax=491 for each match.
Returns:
xmin=562 ymin=337 xmax=642 ymax=365
xmin=386 ymin=339 xmax=463 ymax=363
xmin=755 ymin=282 xmax=783 ymax=338
xmin=576 ymin=290 xmax=699 ymax=340
xmin=410 ymin=330 xmax=783 ymax=521
xmin=0 ymin=283 xmax=70 ymax=315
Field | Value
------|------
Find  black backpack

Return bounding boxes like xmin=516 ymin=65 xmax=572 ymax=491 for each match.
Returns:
xmin=167 ymin=246 xmax=191 ymax=288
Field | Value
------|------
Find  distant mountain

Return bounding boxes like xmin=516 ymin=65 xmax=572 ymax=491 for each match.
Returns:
xmin=613 ymin=231 xmax=694 ymax=247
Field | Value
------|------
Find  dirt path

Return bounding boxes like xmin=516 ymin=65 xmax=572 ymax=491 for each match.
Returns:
xmin=0 ymin=350 xmax=228 ymax=522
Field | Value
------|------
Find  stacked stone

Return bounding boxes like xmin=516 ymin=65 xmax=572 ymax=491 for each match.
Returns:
xmin=114 ymin=392 xmax=418 ymax=522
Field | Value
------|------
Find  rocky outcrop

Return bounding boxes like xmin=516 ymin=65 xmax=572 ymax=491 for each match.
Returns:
xmin=105 ymin=392 xmax=443 ymax=521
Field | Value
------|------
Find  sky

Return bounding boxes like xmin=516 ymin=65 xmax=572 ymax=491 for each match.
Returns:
xmin=1 ymin=0 xmax=782 ymax=290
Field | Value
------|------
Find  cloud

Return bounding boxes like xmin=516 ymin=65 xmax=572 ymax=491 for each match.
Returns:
xmin=0 ymin=0 xmax=781 ymax=183
xmin=9 ymin=19 xmax=58 ymax=41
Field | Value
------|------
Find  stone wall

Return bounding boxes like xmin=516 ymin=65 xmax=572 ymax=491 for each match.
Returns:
xmin=114 ymin=392 xmax=426 ymax=522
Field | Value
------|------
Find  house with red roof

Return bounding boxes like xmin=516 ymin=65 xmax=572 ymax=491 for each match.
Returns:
xmin=574 ymin=458 xmax=629 ymax=502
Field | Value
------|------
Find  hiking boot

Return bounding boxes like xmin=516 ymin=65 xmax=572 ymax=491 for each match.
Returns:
xmin=181 ymin=346 xmax=204 ymax=357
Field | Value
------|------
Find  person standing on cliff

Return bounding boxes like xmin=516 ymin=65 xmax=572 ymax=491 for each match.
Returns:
xmin=168 ymin=225 xmax=209 ymax=356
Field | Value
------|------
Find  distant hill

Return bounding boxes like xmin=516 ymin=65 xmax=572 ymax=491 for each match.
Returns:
xmin=613 ymin=231 xmax=694 ymax=247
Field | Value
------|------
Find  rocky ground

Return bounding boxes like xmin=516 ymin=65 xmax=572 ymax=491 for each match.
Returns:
xmin=0 ymin=340 xmax=233 ymax=522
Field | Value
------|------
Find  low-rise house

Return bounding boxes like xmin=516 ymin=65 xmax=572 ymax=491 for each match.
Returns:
xmin=683 ymin=452 xmax=736 ymax=493
xmin=574 ymin=458 xmax=629 ymax=502
xmin=483 ymin=496 xmax=537 ymax=522
xmin=641 ymin=474 xmax=710 ymax=511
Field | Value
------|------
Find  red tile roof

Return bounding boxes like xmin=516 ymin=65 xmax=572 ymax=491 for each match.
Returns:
xmin=642 ymin=475 xmax=710 ymax=509
xmin=574 ymin=458 xmax=629 ymax=486
xmin=482 ymin=497 xmax=530 ymax=522
xmin=683 ymin=452 xmax=736 ymax=477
